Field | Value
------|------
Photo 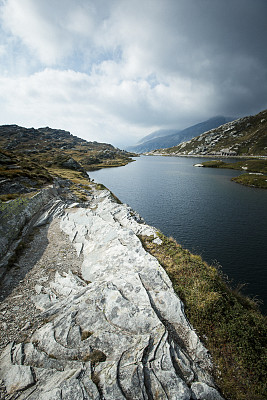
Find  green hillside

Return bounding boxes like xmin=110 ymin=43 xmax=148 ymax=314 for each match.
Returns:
xmin=0 ymin=125 xmax=135 ymax=201
xmin=0 ymin=125 xmax=135 ymax=171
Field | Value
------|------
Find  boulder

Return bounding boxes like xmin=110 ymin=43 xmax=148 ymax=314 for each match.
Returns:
xmin=61 ymin=157 xmax=83 ymax=171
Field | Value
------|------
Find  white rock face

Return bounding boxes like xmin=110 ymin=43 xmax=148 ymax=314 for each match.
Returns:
xmin=0 ymin=188 xmax=224 ymax=399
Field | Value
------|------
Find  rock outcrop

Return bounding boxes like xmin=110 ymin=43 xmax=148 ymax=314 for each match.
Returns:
xmin=0 ymin=186 xmax=58 ymax=277
xmin=0 ymin=187 xmax=223 ymax=399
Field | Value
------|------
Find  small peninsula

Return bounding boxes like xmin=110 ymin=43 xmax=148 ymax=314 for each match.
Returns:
xmin=195 ymin=159 xmax=267 ymax=189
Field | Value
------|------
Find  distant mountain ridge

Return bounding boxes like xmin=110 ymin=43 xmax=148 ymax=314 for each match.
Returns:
xmin=154 ymin=109 xmax=267 ymax=157
xmin=137 ymin=129 xmax=180 ymax=144
xmin=127 ymin=116 xmax=233 ymax=153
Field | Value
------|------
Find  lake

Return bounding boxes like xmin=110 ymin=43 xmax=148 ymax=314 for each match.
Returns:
xmin=89 ymin=156 xmax=267 ymax=313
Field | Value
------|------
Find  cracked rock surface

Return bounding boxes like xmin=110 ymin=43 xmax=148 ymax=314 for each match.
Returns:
xmin=0 ymin=188 xmax=224 ymax=399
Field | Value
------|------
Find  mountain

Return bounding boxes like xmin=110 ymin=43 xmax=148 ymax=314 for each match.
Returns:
xmin=0 ymin=125 xmax=136 ymax=172
xmin=127 ymin=116 xmax=233 ymax=153
xmin=137 ymin=129 xmax=180 ymax=144
xmin=155 ymin=109 xmax=267 ymax=157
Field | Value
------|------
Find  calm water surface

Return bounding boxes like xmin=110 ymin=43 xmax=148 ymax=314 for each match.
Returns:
xmin=89 ymin=156 xmax=267 ymax=313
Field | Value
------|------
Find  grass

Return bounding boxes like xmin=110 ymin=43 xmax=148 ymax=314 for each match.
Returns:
xmin=139 ymin=233 xmax=267 ymax=400
xmin=47 ymin=167 xmax=93 ymax=201
xmin=83 ymin=349 xmax=107 ymax=364
xmin=86 ymin=158 xmax=135 ymax=171
xmin=95 ymin=183 xmax=106 ymax=190
xmin=0 ymin=150 xmax=53 ymax=198
xmin=232 ymin=174 xmax=267 ymax=189
xmin=0 ymin=194 xmax=32 ymax=215
xmin=0 ymin=127 xmax=136 ymax=188
xmin=0 ymin=193 xmax=21 ymax=201
xmin=47 ymin=167 xmax=90 ymax=185
xmin=0 ymin=166 xmax=52 ymax=183
xmin=81 ymin=330 xmax=92 ymax=341
xmin=201 ymin=159 xmax=267 ymax=174
xmin=70 ymin=184 xmax=90 ymax=202
xmin=200 ymin=160 xmax=226 ymax=168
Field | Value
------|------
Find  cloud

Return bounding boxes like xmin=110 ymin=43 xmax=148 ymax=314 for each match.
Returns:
xmin=0 ymin=0 xmax=267 ymax=146
xmin=0 ymin=0 xmax=118 ymax=67
xmin=0 ymin=67 xmax=216 ymax=146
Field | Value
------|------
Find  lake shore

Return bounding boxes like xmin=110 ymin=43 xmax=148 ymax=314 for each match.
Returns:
xmin=0 ymin=180 xmax=224 ymax=400
xmin=1 ymin=162 xmax=266 ymax=399
xmin=146 ymin=152 xmax=267 ymax=159
xmin=89 ymin=155 xmax=267 ymax=312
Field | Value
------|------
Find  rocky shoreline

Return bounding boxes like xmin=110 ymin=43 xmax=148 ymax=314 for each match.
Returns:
xmin=0 ymin=183 xmax=223 ymax=400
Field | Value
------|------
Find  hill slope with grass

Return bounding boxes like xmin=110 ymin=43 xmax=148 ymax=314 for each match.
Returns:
xmin=0 ymin=125 xmax=135 ymax=172
xmin=154 ymin=109 xmax=267 ymax=157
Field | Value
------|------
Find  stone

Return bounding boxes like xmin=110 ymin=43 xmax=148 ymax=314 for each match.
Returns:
xmin=0 ymin=187 xmax=224 ymax=399
xmin=61 ymin=157 xmax=83 ymax=171
xmin=2 ymin=322 xmax=7 ymax=330
xmin=35 ymin=284 xmax=43 ymax=294
xmin=33 ymin=199 xmax=66 ymax=227
xmin=191 ymin=382 xmax=224 ymax=400
xmin=153 ymin=237 xmax=163 ymax=245
xmin=3 ymin=364 xmax=35 ymax=394
xmin=31 ymin=293 xmax=57 ymax=311
xmin=21 ymin=322 xmax=31 ymax=331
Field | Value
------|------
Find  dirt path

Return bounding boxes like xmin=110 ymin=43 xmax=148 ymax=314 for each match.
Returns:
xmin=0 ymin=217 xmax=83 ymax=353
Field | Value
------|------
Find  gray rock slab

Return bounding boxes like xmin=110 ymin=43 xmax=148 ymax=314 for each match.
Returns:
xmin=191 ymin=382 xmax=224 ymax=400
xmin=0 ymin=187 xmax=224 ymax=399
xmin=3 ymin=364 xmax=35 ymax=394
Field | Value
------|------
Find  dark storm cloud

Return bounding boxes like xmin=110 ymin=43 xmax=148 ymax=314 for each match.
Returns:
xmin=155 ymin=0 xmax=267 ymax=117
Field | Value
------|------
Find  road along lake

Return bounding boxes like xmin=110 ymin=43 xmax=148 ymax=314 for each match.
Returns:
xmin=89 ymin=155 xmax=267 ymax=313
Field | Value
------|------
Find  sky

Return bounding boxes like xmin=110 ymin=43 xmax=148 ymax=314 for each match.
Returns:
xmin=0 ymin=0 xmax=267 ymax=148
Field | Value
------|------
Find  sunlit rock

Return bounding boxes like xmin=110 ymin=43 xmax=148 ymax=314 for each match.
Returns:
xmin=0 ymin=188 xmax=224 ymax=399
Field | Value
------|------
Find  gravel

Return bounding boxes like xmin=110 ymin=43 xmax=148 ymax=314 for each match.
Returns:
xmin=0 ymin=216 xmax=83 ymax=353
